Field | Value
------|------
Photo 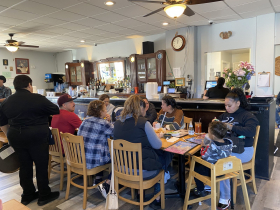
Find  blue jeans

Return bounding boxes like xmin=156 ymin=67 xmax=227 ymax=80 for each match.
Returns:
xmin=219 ymin=147 xmax=254 ymax=201
xmin=276 ymin=106 xmax=280 ymax=125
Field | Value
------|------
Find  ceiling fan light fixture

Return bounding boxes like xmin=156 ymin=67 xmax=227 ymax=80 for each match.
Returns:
xmin=164 ymin=4 xmax=186 ymax=19
xmin=162 ymin=22 xmax=169 ymax=26
xmin=6 ymin=45 xmax=18 ymax=52
xmin=105 ymin=1 xmax=115 ymax=6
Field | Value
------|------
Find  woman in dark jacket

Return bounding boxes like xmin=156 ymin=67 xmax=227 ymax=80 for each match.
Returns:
xmin=218 ymin=88 xmax=259 ymax=209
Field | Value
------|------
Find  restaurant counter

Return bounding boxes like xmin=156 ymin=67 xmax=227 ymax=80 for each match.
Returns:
xmin=47 ymin=96 xmax=276 ymax=180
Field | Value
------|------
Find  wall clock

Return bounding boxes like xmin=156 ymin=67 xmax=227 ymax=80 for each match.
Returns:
xmin=171 ymin=35 xmax=186 ymax=51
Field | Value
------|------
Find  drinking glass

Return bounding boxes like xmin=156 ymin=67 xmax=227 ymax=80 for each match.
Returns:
xmin=195 ymin=122 xmax=202 ymax=134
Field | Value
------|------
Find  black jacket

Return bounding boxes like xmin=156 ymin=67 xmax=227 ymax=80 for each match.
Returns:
xmin=0 ymin=89 xmax=59 ymax=127
xmin=205 ymin=86 xmax=230 ymax=99
xmin=218 ymin=107 xmax=259 ymax=147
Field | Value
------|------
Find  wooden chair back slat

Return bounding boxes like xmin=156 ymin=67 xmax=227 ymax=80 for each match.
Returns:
xmin=123 ymin=150 xmax=129 ymax=175
xmin=133 ymin=151 xmax=137 ymax=177
xmin=252 ymin=125 xmax=260 ymax=161
xmin=61 ymin=133 xmax=86 ymax=169
xmin=128 ymin=151 xmax=133 ymax=176
xmin=214 ymin=156 xmax=242 ymax=177
xmin=115 ymin=149 xmax=121 ymax=173
xmin=49 ymin=128 xmax=63 ymax=157
xmin=184 ymin=117 xmax=193 ymax=130
xmin=119 ymin=149 xmax=125 ymax=174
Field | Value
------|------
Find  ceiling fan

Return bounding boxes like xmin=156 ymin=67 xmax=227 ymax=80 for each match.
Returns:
xmin=128 ymin=0 xmax=223 ymax=19
xmin=3 ymin=33 xmax=39 ymax=52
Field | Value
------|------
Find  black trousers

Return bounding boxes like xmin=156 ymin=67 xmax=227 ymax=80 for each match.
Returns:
xmin=8 ymin=125 xmax=51 ymax=199
xmin=194 ymin=163 xmax=211 ymax=191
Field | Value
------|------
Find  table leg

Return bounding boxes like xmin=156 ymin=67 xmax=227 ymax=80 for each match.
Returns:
xmin=178 ymin=154 xmax=186 ymax=198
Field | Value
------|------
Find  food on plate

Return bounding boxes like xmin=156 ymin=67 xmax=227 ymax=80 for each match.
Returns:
xmin=154 ymin=128 xmax=166 ymax=133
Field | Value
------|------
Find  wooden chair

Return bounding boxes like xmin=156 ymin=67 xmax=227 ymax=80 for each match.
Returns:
xmin=233 ymin=125 xmax=260 ymax=204
xmin=48 ymin=128 xmax=67 ymax=191
xmin=61 ymin=133 xmax=111 ymax=210
xmin=183 ymin=156 xmax=250 ymax=210
xmin=184 ymin=117 xmax=193 ymax=130
xmin=108 ymin=139 xmax=165 ymax=210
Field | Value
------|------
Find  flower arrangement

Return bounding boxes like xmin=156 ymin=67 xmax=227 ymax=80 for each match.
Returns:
xmin=223 ymin=61 xmax=255 ymax=89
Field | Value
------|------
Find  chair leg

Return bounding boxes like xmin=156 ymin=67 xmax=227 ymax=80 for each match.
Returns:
xmin=131 ymin=188 xmax=135 ymax=200
xmin=233 ymin=177 xmax=237 ymax=205
xmin=160 ymin=172 xmax=165 ymax=209
xmin=83 ymin=174 xmax=88 ymax=210
xmin=216 ymin=181 xmax=220 ymax=204
xmin=183 ymin=159 xmax=195 ymax=210
xmin=88 ymin=175 xmax=93 ymax=187
xmin=48 ymin=155 xmax=51 ymax=180
xmin=140 ymin=186 xmax=144 ymax=210
xmin=65 ymin=166 xmax=71 ymax=200
xmin=211 ymin=177 xmax=217 ymax=210
xmin=251 ymin=167 xmax=257 ymax=194
xmin=59 ymin=162 xmax=64 ymax=191
xmin=239 ymin=170 xmax=251 ymax=210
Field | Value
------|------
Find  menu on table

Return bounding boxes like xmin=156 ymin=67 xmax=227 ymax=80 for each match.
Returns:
xmin=164 ymin=141 xmax=197 ymax=155
xmin=187 ymin=134 xmax=206 ymax=144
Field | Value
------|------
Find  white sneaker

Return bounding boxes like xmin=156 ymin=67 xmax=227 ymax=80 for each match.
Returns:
xmin=204 ymin=185 xmax=211 ymax=192
xmin=98 ymin=182 xmax=110 ymax=199
xmin=164 ymin=171 xmax=170 ymax=184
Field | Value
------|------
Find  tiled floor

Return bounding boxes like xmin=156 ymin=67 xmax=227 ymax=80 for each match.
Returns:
xmin=1 ymin=130 xmax=279 ymax=210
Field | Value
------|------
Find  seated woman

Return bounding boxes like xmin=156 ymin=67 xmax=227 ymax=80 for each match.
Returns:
xmin=153 ymin=95 xmax=184 ymax=130
xmin=218 ymin=88 xmax=259 ymax=210
xmin=114 ymin=95 xmax=173 ymax=209
xmin=99 ymin=94 xmax=115 ymax=121
xmin=77 ymin=100 xmax=114 ymax=197
xmin=140 ymin=96 xmax=158 ymax=124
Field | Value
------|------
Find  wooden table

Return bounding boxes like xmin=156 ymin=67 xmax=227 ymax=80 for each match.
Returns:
xmin=3 ymin=199 xmax=31 ymax=210
xmin=0 ymin=131 xmax=8 ymax=148
xmin=160 ymin=135 xmax=202 ymax=198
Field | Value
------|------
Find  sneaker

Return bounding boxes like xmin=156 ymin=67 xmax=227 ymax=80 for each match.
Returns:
xmin=274 ymin=146 xmax=278 ymax=155
xmin=94 ymin=178 xmax=102 ymax=186
xmin=21 ymin=191 xmax=39 ymax=205
xmin=164 ymin=171 xmax=170 ymax=184
xmin=204 ymin=185 xmax=211 ymax=192
xmin=37 ymin=191 xmax=60 ymax=206
xmin=193 ymin=188 xmax=208 ymax=197
xmin=149 ymin=199 xmax=161 ymax=210
xmin=98 ymin=182 xmax=110 ymax=199
xmin=217 ymin=199 xmax=230 ymax=210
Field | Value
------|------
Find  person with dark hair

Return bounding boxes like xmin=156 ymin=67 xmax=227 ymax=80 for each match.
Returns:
xmin=78 ymin=100 xmax=114 ymax=198
xmin=140 ymin=96 xmax=157 ymax=124
xmin=275 ymin=92 xmax=280 ymax=128
xmin=51 ymin=94 xmax=82 ymax=136
xmin=153 ymin=95 xmax=184 ymax=130
xmin=203 ymin=77 xmax=230 ymax=99
xmin=0 ymin=75 xmax=12 ymax=104
xmin=113 ymin=95 xmax=173 ymax=209
xmin=0 ymin=75 xmax=60 ymax=206
xmin=216 ymin=88 xmax=259 ymax=209
xmin=193 ymin=121 xmax=232 ymax=199
xmin=99 ymin=94 xmax=115 ymax=121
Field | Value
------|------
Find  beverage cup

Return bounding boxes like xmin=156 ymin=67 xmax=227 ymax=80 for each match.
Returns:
xmin=155 ymin=123 xmax=161 ymax=129
xmin=135 ymin=87 xmax=139 ymax=94
xmin=79 ymin=112 xmax=84 ymax=120
xmin=195 ymin=122 xmax=202 ymax=134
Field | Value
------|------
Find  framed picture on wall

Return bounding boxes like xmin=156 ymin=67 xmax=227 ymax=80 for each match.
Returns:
xmin=3 ymin=59 xmax=8 ymax=66
xmin=15 ymin=58 xmax=29 ymax=74
xmin=175 ymin=78 xmax=185 ymax=86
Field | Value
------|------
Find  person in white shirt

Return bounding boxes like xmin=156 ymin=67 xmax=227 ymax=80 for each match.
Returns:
xmin=99 ymin=94 xmax=115 ymax=121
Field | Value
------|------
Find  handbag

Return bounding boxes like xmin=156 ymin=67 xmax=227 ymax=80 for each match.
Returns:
xmin=105 ymin=140 xmax=118 ymax=210
xmin=0 ymin=144 xmax=20 ymax=173
xmin=229 ymin=131 xmax=245 ymax=154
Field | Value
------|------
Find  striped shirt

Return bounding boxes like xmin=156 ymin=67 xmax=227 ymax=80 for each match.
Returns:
xmin=156 ymin=108 xmax=184 ymax=130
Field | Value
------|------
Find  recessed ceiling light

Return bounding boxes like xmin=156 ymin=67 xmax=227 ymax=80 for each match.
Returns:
xmin=80 ymin=40 xmax=85 ymax=43
xmin=162 ymin=22 xmax=169 ymax=26
xmin=105 ymin=1 xmax=115 ymax=6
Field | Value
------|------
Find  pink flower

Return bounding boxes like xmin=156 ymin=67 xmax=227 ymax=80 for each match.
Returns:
xmin=237 ymin=70 xmax=246 ymax=76
xmin=223 ymin=74 xmax=225 ymax=77
xmin=229 ymin=73 xmax=232 ymax=76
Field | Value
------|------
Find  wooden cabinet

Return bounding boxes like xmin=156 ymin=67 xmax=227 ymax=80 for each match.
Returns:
xmin=129 ymin=50 xmax=166 ymax=88
xmin=65 ymin=61 xmax=93 ymax=86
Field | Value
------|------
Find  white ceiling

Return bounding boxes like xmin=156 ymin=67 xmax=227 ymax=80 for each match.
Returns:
xmin=0 ymin=0 xmax=278 ymax=53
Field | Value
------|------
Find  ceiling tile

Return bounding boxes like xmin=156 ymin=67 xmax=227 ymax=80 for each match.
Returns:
xmin=232 ymin=0 xmax=272 ymax=14
xmin=86 ymin=0 xmax=134 ymax=11
xmin=30 ymin=31 xmax=60 ymax=37
xmin=13 ymin=1 xmax=59 ymax=15
xmin=93 ymin=12 xmax=127 ymax=23
xmin=51 ymin=35 xmax=77 ymax=41
xmin=43 ymin=27 xmax=73 ymax=34
xmin=177 ymin=14 xmax=207 ymax=24
xmin=201 ymin=8 xmax=236 ymax=19
xmin=79 ymin=28 xmax=108 ymax=35
xmin=188 ymin=1 xmax=228 ymax=14
xmin=113 ymin=18 xmax=145 ymax=28
xmin=129 ymin=24 xmax=161 ymax=32
xmin=114 ymin=4 xmax=151 ymax=18
xmin=225 ymin=0 xmax=262 ymax=7
xmin=0 ymin=9 xmax=40 ymax=21
xmin=144 ymin=28 xmax=166 ymax=35
xmin=31 ymin=0 xmax=82 ymax=9
xmin=67 ymin=31 xmax=94 ymax=38
xmin=0 ymin=5 xmax=8 ymax=12
xmin=59 ymin=23 xmax=88 ymax=31
xmin=0 ymin=16 xmax=25 ymax=25
xmin=0 ymin=23 xmax=14 ymax=31
xmin=80 ymin=35 xmax=105 ymax=40
xmin=239 ymin=6 xmax=274 ymax=18
xmin=0 ymin=0 xmax=24 ymax=7
xmin=95 ymin=32 xmax=122 ymax=38
xmin=114 ymin=28 xmax=142 ymax=35
xmin=94 ymin=23 xmax=127 ymax=32
xmin=64 ymin=3 xmax=108 ymax=17
xmin=32 ymin=17 xmax=67 ymax=25
xmin=275 ymin=5 xmax=280 ymax=12
xmin=72 ymin=17 xmax=107 ymax=27
xmin=132 ymin=2 xmax=164 ymax=12
xmin=134 ymin=13 xmax=171 ymax=24
xmin=46 ymin=10 xmax=85 ymax=21
xmin=271 ymin=0 xmax=280 ymax=6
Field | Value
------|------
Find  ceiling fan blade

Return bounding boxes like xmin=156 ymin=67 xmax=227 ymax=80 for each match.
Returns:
xmin=19 ymin=45 xmax=39 ymax=48
xmin=143 ymin=7 xmax=165 ymax=17
xmin=128 ymin=0 xmax=166 ymax=4
xmin=183 ymin=7 xmax=195 ymax=16
xmin=185 ymin=0 xmax=223 ymax=5
xmin=18 ymin=41 xmax=25 ymax=45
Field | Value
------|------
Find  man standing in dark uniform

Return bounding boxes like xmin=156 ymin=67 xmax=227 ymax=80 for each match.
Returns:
xmin=0 ymin=75 xmax=60 ymax=206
